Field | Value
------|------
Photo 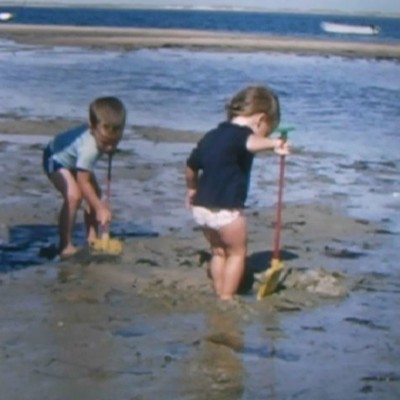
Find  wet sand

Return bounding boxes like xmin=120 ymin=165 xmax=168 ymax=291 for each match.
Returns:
xmin=0 ymin=117 xmax=399 ymax=399
xmin=1 ymin=24 xmax=400 ymax=59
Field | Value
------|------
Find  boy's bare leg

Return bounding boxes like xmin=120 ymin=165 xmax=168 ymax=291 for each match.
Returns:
xmin=84 ymin=207 xmax=98 ymax=244
xmin=48 ymin=169 xmax=82 ymax=257
xmin=203 ymin=228 xmax=227 ymax=296
xmin=84 ymin=173 xmax=101 ymax=244
xmin=217 ymin=214 xmax=247 ymax=300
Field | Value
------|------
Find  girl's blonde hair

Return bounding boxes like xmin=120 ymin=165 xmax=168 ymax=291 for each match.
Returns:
xmin=89 ymin=96 xmax=126 ymax=136
xmin=226 ymin=85 xmax=281 ymax=130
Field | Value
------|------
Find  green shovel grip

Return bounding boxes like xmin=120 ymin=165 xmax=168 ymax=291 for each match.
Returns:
xmin=274 ymin=125 xmax=295 ymax=141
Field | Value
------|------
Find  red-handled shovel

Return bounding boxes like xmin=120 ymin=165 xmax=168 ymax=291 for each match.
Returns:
xmin=90 ymin=153 xmax=123 ymax=255
xmin=257 ymin=126 xmax=293 ymax=299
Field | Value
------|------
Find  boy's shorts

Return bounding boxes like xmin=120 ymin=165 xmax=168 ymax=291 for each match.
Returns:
xmin=191 ymin=206 xmax=242 ymax=230
xmin=42 ymin=146 xmax=64 ymax=175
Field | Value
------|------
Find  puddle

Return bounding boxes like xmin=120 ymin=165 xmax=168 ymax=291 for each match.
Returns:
xmin=112 ymin=328 xmax=149 ymax=339
xmin=239 ymin=344 xmax=300 ymax=362
xmin=164 ymin=341 xmax=192 ymax=358
xmin=0 ymin=222 xmax=158 ymax=272
xmin=112 ymin=315 xmax=202 ymax=363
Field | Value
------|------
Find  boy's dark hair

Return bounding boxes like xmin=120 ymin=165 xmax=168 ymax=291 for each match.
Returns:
xmin=89 ymin=96 xmax=126 ymax=134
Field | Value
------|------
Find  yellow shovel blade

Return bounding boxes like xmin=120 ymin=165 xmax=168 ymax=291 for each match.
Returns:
xmin=257 ymin=258 xmax=284 ymax=300
xmin=90 ymin=233 xmax=123 ymax=255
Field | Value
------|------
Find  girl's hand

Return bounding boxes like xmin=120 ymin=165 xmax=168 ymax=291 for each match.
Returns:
xmin=185 ymin=189 xmax=197 ymax=209
xmin=274 ymin=138 xmax=291 ymax=156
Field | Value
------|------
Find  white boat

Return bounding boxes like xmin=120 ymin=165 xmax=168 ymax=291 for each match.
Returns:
xmin=0 ymin=12 xmax=14 ymax=22
xmin=321 ymin=21 xmax=380 ymax=35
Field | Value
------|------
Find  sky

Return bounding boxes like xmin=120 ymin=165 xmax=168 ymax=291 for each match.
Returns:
xmin=1 ymin=0 xmax=400 ymax=14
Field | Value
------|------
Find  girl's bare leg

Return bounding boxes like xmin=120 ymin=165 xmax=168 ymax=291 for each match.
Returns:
xmin=202 ymin=214 xmax=247 ymax=300
xmin=48 ymin=169 xmax=82 ymax=256
xmin=217 ymin=214 xmax=247 ymax=300
xmin=203 ymin=228 xmax=226 ymax=296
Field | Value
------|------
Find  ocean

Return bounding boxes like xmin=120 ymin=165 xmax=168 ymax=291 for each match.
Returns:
xmin=0 ymin=6 xmax=399 ymax=229
xmin=3 ymin=6 xmax=400 ymax=43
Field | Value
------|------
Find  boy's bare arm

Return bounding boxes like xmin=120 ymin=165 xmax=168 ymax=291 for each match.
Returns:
xmin=76 ymin=170 xmax=104 ymax=211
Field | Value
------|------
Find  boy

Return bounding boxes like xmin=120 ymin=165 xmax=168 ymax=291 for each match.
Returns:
xmin=42 ymin=96 xmax=126 ymax=257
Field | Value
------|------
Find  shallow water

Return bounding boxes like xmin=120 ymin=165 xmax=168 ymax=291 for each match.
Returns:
xmin=98 ymin=283 xmax=400 ymax=400
xmin=0 ymin=44 xmax=399 ymax=161
xmin=0 ymin=221 xmax=158 ymax=272
xmin=245 ymin=285 xmax=400 ymax=399
xmin=0 ymin=41 xmax=399 ymax=399
xmin=1 ymin=43 xmax=399 ymax=227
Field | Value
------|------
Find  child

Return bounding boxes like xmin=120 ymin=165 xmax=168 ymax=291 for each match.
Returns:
xmin=185 ymin=85 xmax=290 ymax=301
xmin=42 ymin=96 xmax=126 ymax=257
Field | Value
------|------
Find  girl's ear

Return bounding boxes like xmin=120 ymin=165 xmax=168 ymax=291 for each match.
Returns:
xmin=256 ymin=113 xmax=266 ymax=128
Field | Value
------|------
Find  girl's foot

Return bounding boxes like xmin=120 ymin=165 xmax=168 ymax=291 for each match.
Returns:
xmin=219 ymin=294 xmax=235 ymax=301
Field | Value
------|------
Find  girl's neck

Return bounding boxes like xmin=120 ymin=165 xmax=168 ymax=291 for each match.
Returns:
xmin=231 ymin=116 xmax=256 ymax=132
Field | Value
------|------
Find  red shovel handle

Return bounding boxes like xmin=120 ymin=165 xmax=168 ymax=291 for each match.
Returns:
xmin=101 ymin=153 xmax=113 ymax=237
xmin=105 ymin=153 xmax=112 ymax=205
xmin=272 ymin=127 xmax=293 ymax=259
xmin=273 ymin=153 xmax=285 ymax=259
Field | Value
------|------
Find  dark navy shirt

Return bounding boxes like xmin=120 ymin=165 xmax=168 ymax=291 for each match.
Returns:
xmin=186 ymin=121 xmax=254 ymax=209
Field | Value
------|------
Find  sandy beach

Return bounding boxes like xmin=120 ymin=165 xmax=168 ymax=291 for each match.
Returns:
xmin=1 ymin=23 xmax=400 ymax=59
xmin=0 ymin=18 xmax=399 ymax=399
xmin=0 ymin=113 xmax=399 ymax=399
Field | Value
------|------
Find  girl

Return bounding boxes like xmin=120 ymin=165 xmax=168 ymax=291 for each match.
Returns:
xmin=185 ymin=85 xmax=290 ymax=300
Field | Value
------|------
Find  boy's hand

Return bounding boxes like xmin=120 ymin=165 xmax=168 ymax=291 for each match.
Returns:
xmin=274 ymin=138 xmax=291 ymax=156
xmin=185 ymin=189 xmax=197 ymax=209
xmin=97 ymin=204 xmax=112 ymax=226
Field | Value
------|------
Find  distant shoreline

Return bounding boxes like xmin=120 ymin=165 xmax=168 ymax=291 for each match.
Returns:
xmin=1 ymin=24 xmax=400 ymax=60
xmin=1 ymin=3 xmax=400 ymax=19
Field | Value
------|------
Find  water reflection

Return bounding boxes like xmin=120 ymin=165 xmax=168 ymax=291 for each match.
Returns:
xmin=201 ymin=311 xmax=245 ymax=399
xmin=0 ymin=222 xmax=158 ymax=272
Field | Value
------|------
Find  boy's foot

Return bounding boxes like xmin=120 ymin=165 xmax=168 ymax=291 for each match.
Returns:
xmin=59 ymin=245 xmax=79 ymax=259
xmin=87 ymin=233 xmax=98 ymax=245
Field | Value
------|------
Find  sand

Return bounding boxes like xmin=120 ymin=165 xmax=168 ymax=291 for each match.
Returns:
xmin=0 ymin=23 xmax=399 ymax=399
xmin=0 ymin=115 xmax=399 ymax=399
xmin=1 ymin=24 xmax=400 ymax=59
